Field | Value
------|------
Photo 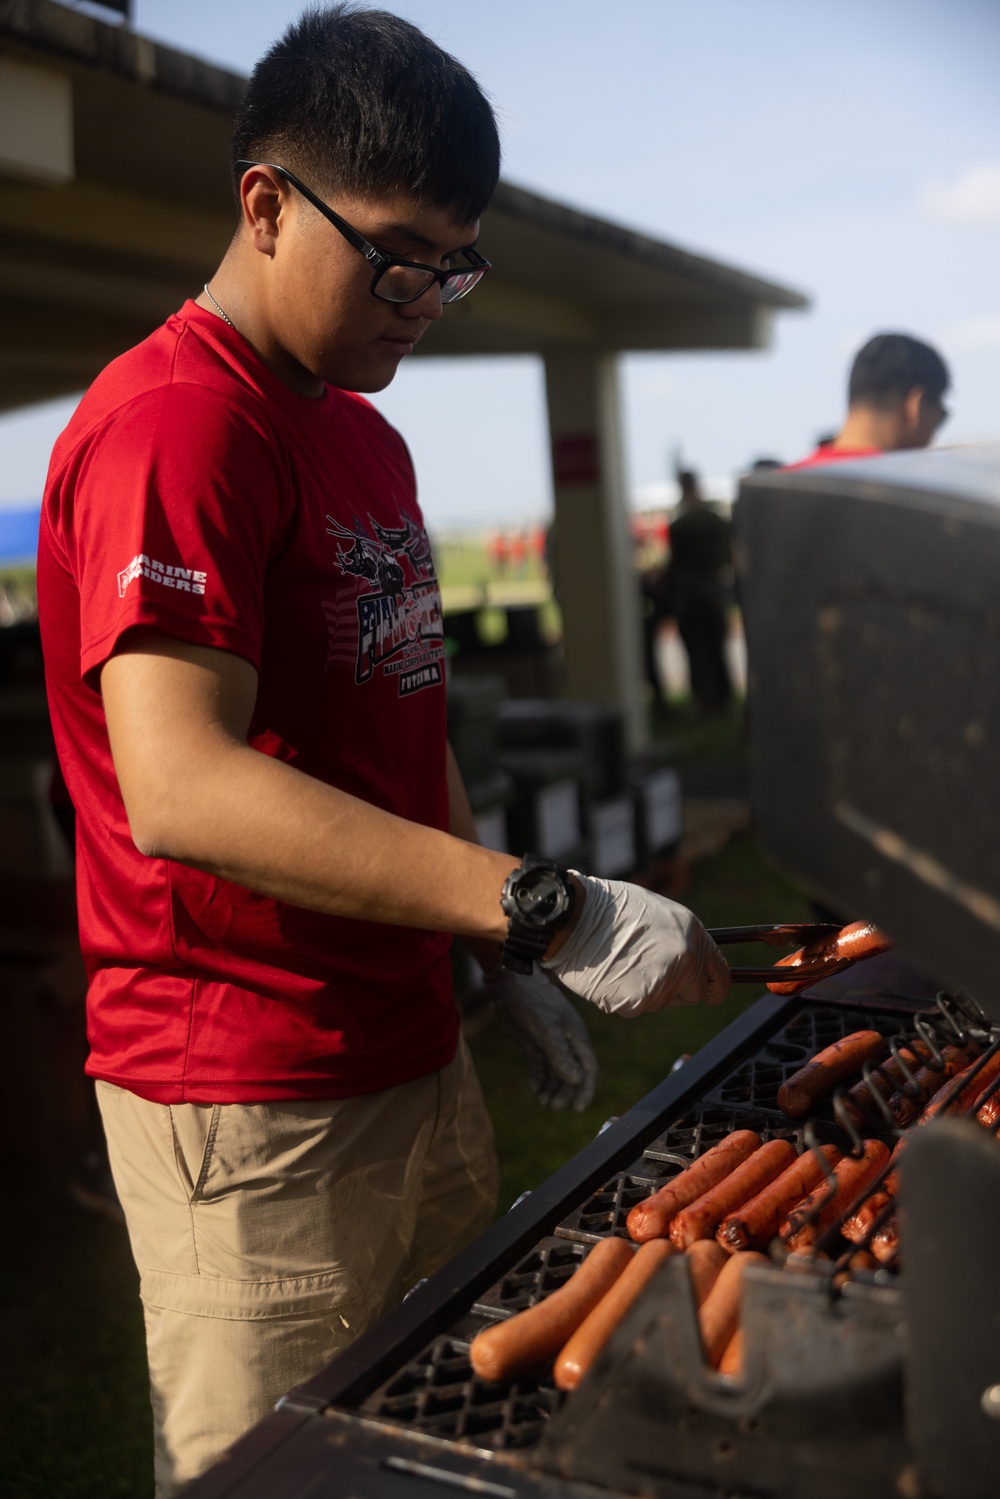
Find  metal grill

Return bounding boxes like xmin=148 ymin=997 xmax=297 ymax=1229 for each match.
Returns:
xmin=349 ymin=1001 xmax=962 ymax=1453
xmin=358 ymin=1312 xmax=563 ymax=1450
xmin=706 ymin=1005 xmax=902 ymax=1116
xmin=472 ymin=1237 xmax=589 ymax=1318
xmin=554 ymin=1162 xmax=671 ymax=1243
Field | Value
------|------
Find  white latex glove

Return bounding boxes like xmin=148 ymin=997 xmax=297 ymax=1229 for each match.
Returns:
xmin=542 ymin=875 xmax=730 ymax=1016
xmin=483 ymin=964 xmax=599 ymax=1113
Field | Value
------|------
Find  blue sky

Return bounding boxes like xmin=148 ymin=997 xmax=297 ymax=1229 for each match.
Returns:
xmin=2 ymin=0 xmax=998 ymax=527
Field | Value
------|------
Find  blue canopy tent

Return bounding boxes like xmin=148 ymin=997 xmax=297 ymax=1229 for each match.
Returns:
xmin=0 ymin=504 xmax=41 ymax=566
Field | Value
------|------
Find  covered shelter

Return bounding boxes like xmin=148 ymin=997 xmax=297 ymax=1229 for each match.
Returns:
xmin=0 ymin=0 xmax=808 ymax=744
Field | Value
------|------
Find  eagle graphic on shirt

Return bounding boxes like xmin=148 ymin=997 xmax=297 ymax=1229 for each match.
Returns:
xmin=324 ymin=512 xmax=443 ymax=695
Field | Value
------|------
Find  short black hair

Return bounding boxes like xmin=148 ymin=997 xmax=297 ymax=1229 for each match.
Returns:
xmin=848 ymin=333 xmax=950 ymax=411
xmin=232 ymin=4 xmax=501 ymax=223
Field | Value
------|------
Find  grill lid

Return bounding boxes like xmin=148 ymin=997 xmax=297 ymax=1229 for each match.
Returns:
xmin=736 ymin=441 xmax=1000 ymax=1017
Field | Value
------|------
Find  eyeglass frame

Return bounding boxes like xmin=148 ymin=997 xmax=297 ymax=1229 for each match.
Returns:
xmin=234 ymin=159 xmax=491 ymax=305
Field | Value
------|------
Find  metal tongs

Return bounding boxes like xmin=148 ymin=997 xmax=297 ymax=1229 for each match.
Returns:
xmin=707 ymin=922 xmax=855 ymax=985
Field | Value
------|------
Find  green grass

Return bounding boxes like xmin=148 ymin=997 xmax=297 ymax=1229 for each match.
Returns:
xmin=434 ymin=536 xmax=548 ymax=593
xmin=0 ymin=563 xmax=38 ymax=619
xmin=470 ymin=830 xmax=811 ymax=1210
xmin=649 ymin=699 xmax=748 ymax=764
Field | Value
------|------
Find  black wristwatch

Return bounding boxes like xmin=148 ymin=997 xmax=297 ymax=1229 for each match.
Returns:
xmin=500 ymin=854 xmax=577 ymax=974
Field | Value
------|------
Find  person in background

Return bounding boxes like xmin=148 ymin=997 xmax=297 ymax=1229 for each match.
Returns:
xmin=668 ymin=470 xmax=733 ymax=715
xmin=640 ymin=558 xmax=673 ymax=713
xmin=787 ymin=332 xmax=950 ymax=469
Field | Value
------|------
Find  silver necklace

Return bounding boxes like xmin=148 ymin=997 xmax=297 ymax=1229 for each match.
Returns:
xmin=203 ymin=283 xmax=234 ymax=327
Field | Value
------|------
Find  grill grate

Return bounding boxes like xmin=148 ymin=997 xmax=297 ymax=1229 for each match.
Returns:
xmin=642 ymin=1103 xmax=807 ymax=1162
xmin=555 ymin=1168 xmax=666 ymax=1243
xmin=705 ymin=1005 xmax=902 ymax=1116
xmin=358 ymin=1315 xmax=563 ymax=1449
xmin=352 ymin=1003 xmax=909 ymax=1448
xmin=472 ymin=1236 xmax=589 ymax=1318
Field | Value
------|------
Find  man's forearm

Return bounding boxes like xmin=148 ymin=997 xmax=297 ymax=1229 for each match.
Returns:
xmin=102 ymin=639 xmax=518 ymax=942
xmin=140 ymin=736 xmax=517 ymax=940
xmin=446 ymin=742 xmax=504 ymax=970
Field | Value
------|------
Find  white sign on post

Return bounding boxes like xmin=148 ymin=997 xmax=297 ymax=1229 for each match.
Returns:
xmin=590 ymin=797 xmax=636 ymax=877
xmin=474 ymin=807 xmax=508 ymax=853
xmin=642 ymin=768 xmax=683 ymax=852
xmin=536 ymin=780 xmax=581 ymax=859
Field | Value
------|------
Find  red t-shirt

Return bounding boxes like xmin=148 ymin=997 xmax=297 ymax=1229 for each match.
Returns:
xmin=783 ymin=445 xmax=882 ymax=470
xmin=38 ymin=301 xmax=458 ymax=1104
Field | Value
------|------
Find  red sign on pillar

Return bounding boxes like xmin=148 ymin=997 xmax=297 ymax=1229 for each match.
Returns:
xmin=552 ymin=433 xmax=601 ymax=486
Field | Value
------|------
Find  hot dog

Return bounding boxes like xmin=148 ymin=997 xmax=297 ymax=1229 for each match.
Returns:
xmin=767 ymin=920 xmax=893 ymax=996
xmin=553 ymin=1239 xmax=673 ymax=1391
xmin=697 ymin=1250 xmax=769 ymax=1368
xmin=469 ymin=1236 xmax=634 ymax=1382
xmin=718 ymin=1328 xmax=744 ymax=1378
xmin=979 ymin=1092 xmax=1000 ymax=1129
xmin=781 ymin=1139 xmax=890 ymax=1251
xmin=670 ymin=1140 xmax=797 ymax=1250
xmin=887 ymin=1044 xmax=978 ymax=1127
xmin=776 ymin=1030 xmax=885 ymax=1120
xmin=839 ymin=1042 xmax=932 ymax=1129
xmin=686 ymin=1240 xmax=728 ymax=1306
xmin=919 ymin=1050 xmax=1000 ymax=1124
xmin=627 ymin=1130 xmax=762 ymax=1243
xmin=871 ymin=1217 xmax=899 ymax=1266
xmin=842 ymin=1189 xmax=891 ymax=1245
xmin=841 ymin=1140 xmax=904 ymax=1244
xmin=716 ymin=1143 xmax=841 ymax=1251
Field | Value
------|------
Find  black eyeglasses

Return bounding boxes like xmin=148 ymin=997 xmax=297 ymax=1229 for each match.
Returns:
xmin=235 ymin=160 xmax=491 ymax=305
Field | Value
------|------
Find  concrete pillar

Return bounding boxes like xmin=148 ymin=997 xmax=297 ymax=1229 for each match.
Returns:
xmin=544 ymin=350 xmax=648 ymax=751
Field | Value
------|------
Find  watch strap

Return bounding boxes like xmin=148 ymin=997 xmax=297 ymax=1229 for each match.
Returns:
xmin=500 ymin=924 xmax=552 ymax=976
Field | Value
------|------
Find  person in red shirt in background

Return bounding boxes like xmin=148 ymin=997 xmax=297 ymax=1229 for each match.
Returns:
xmin=37 ymin=7 xmax=729 ymax=1493
xmin=786 ymin=331 xmax=950 ymax=469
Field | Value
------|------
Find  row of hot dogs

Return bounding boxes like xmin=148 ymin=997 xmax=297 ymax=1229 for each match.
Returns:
xmin=468 ymin=1026 xmax=1000 ymax=1394
xmin=469 ymin=1234 xmax=760 ymax=1390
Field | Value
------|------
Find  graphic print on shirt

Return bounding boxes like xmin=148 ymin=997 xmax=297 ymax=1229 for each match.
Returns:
xmin=324 ymin=512 xmax=444 ymax=695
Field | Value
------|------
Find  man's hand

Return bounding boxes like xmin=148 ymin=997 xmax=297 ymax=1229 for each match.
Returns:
xmin=483 ymin=965 xmax=598 ymax=1113
xmin=543 ymin=877 xmax=730 ymax=1015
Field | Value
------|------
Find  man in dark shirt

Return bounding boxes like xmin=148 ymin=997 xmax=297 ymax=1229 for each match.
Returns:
xmin=668 ymin=471 xmax=733 ymax=714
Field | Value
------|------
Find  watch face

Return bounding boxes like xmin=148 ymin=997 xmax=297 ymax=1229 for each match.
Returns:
xmin=515 ymin=868 xmax=569 ymax=925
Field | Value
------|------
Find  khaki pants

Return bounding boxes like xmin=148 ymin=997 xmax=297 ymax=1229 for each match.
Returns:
xmin=97 ymin=1039 xmax=498 ymax=1497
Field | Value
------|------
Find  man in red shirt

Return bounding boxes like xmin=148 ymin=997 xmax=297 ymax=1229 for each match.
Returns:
xmin=38 ymin=8 xmax=728 ymax=1492
xmin=787 ymin=332 xmax=950 ymax=469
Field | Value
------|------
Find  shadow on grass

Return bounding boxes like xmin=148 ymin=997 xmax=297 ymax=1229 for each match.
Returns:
xmin=0 ymin=1178 xmax=151 ymax=1498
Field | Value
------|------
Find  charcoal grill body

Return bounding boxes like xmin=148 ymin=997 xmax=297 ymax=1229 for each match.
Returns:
xmin=181 ymin=977 xmax=933 ymax=1499
xmin=537 ymin=1257 xmax=906 ymax=1499
xmin=735 ymin=442 xmax=1000 ymax=1014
